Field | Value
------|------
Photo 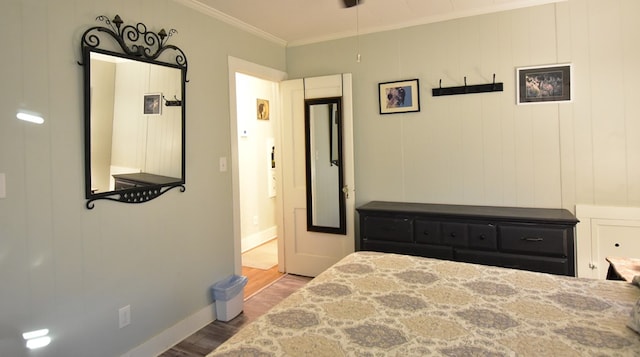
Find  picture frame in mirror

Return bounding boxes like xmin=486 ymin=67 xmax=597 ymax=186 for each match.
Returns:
xmin=144 ymin=93 xmax=162 ymax=115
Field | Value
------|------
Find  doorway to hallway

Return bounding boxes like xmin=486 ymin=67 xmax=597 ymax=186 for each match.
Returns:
xmin=227 ymin=57 xmax=287 ymax=280
xmin=241 ymin=238 xmax=282 ymax=298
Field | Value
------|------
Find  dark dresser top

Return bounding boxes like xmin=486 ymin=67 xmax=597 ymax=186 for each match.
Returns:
xmin=112 ymin=172 xmax=181 ymax=185
xmin=357 ymin=201 xmax=579 ymax=225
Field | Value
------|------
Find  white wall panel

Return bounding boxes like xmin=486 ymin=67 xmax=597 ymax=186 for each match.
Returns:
xmin=621 ymin=0 xmax=640 ymax=205
xmin=287 ymin=0 xmax=640 ymax=215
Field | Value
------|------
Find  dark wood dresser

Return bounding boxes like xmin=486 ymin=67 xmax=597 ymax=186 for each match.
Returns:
xmin=357 ymin=201 xmax=579 ymax=276
xmin=113 ymin=173 xmax=181 ymax=190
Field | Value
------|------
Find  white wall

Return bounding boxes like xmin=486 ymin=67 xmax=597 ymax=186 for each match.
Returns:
xmin=90 ymin=59 xmax=116 ymax=193
xmin=286 ymin=0 xmax=640 ymax=213
xmin=110 ymin=60 xmax=183 ymax=179
xmin=0 ymin=1 xmax=285 ymax=356
xmin=235 ymin=73 xmax=278 ymax=251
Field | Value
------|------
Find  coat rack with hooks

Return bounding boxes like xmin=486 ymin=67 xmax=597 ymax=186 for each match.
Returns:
xmin=163 ymin=95 xmax=182 ymax=106
xmin=432 ymin=74 xmax=503 ymax=97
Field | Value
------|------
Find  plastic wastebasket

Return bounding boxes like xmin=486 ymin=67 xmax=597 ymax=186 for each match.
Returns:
xmin=211 ymin=275 xmax=248 ymax=322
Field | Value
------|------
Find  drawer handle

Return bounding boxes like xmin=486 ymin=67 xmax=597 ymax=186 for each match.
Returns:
xmin=449 ymin=232 xmax=456 ymax=238
xmin=422 ymin=231 xmax=429 ymax=236
xmin=521 ymin=236 xmax=543 ymax=242
xmin=478 ymin=234 xmax=486 ymax=240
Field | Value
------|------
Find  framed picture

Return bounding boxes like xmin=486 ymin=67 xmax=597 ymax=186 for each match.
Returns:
xmin=257 ymin=98 xmax=270 ymax=120
xmin=378 ymin=79 xmax=420 ymax=114
xmin=517 ymin=64 xmax=572 ymax=105
xmin=143 ymin=93 xmax=162 ymax=115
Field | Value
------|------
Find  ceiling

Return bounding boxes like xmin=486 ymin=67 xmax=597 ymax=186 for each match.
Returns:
xmin=181 ymin=0 xmax=565 ymax=47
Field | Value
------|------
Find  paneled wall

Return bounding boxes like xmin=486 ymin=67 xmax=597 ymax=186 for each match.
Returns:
xmin=0 ymin=1 xmax=285 ymax=356
xmin=286 ymin=0 xmax=640 ymax=212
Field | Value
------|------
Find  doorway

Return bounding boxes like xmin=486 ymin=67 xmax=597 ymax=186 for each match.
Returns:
xmin=228 ymin=57 xmax=287 ymax=294
xmin=229 ymin=59 xmax=356 ymax=282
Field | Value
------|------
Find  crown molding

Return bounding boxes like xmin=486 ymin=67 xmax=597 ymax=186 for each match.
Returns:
xmin=173 ymin=0 xmax=288 ymax=47
xmin=175 ymin=0 xmax=566 ymax=48
xmin=286 ymin=0 xmax=567 ymax=47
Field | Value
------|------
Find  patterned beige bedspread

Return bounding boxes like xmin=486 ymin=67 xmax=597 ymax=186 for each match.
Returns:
xmin=209 ymin=252 xmax=640 ymax=356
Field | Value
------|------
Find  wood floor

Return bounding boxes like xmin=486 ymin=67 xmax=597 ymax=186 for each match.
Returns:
xmin=158 ymin=268 xmax=311 ymax=356
xmin=242 ymin=265 xmax=284 ymax=299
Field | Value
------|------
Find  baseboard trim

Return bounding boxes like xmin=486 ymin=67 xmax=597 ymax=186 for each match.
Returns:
xmin=241 ymin=226 xmax=277 ymax=253
xmin=123 ymin=304 xmax=215 ymax=357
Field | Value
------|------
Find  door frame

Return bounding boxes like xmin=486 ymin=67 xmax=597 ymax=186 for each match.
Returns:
xmin=227 ymin=56 xmax=287 ymax=275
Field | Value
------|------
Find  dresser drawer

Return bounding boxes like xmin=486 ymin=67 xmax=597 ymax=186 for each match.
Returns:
xmin=362 ymin=216 xmax=412 ymax=242
xmin=363 ymin=240 xmax=453 ymax=260
xmin=499 ymin=225 xmax=569 ymax=256
xmin=114 ymin=179 xmax=138 ymax=190
xmin=441 ymin=222 xmax=468 ymax=247
xmin=456 ymin=250 xmax=569 ymax=275
xmin=414 ymin=220 xmax=441 ymax=244
xmin=468 ymin=224 xmax=497 ymax=250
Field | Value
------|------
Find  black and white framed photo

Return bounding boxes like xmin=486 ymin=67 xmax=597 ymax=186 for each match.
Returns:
xmin=143 ymin=93 xmax=162 ymax=115
xmin=517 ymin=64 xmax=572 ymax=105
xmin=378 ymin=79 xmax=420 ymax=114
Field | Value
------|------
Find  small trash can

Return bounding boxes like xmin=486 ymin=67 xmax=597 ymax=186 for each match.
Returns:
xmin=211 ymin=275 xmax=248 ymax=322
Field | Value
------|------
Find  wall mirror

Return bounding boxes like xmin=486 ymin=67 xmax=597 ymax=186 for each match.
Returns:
xmin=305 ymin=97 xmax=346 ymax=234
xmin=79 ymin=15 xmax=187 ymax=209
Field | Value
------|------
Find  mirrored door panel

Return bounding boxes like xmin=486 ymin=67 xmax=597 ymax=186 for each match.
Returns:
xmin=304 ymin=97 xmax=346 ymax=234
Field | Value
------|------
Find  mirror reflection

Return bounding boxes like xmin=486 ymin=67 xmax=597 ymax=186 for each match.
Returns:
xmin=87 ymin=50 xmax=183 ymax=196
xmin=305 ymin=97 xmax=346 ymax=234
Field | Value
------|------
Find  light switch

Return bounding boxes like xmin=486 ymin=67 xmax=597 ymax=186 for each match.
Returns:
xmin=219 ymin=157 xmax=227 ymax=172
xmin=0 ymin=173 xmax=5 ymax=198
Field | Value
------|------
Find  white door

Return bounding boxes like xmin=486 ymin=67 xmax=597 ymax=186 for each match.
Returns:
xmin=280 ymin=74 xmax=355 ymax=277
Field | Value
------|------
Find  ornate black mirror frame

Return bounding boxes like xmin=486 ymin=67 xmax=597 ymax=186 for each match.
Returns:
xmin=79 ymin=15 xmax=187 ymax=209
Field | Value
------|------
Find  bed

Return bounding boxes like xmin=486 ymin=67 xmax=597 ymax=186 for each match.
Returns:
xmin=208 ymin=252 xmax=640 ymax=356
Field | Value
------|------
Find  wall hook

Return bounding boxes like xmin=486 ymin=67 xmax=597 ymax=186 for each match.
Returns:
xmin=431 ymin=74 xmax=503 ymax=97
xmin=163 ymin=95 xmax=182 ymax=106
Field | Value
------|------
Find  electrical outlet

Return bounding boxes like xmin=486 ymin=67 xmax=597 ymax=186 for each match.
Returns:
xmin=119 ymin=305 xmax=131 ymax=328
xmin=253 ymin=215 xmax=258 ymax=225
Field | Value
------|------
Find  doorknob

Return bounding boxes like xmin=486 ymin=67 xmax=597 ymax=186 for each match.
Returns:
xmin=342 ymin=185 xmax=349 ymax=199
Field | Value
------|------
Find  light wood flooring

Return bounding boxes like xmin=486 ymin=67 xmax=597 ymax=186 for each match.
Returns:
xmin=159 ymin=266 xmax=311 ymax=356
xmin=242 ymin=264 xmax=284 ymax=299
